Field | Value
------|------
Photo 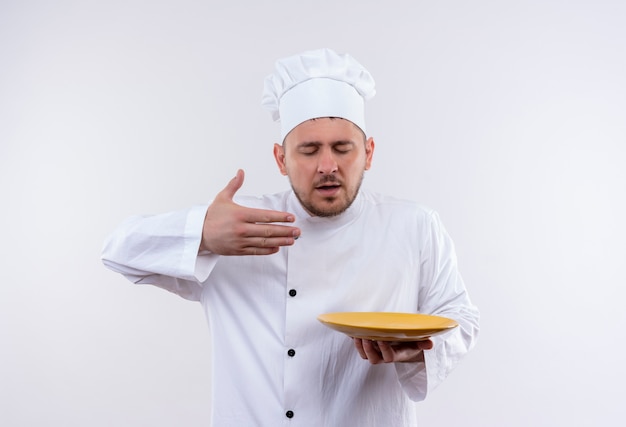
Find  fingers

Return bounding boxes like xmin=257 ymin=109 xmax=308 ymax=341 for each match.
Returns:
xmin=236 ymin=235 xmax=297 ymax=256
xmin=353 ymin=338 xmax=433 ymax=364
xmin=227 ymin=216 xmax=300 ymax=256
xmin=240 ymin=246 xmax=281 ymax=256
xmin=377 ymin=341 xmax=396 ymax=363
xmin=354 ymin=339 xmax=384 ymax=364
xmin=241 ymin=206 xmax=296 ymax=226
xmin=418 ymin=339 xmax=434 ymax=351
xmin=201 ymin=170 xmax=301 ymax=255
xmin=365 ymin=340 xmax=384 ymax=364
xmin=241 ymin=222 xmax=300 ymax=240
xmin=353 ymin=338 xmax=366 ymax=359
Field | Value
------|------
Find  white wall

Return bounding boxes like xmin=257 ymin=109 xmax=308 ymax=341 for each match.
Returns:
xmin=1 ymin=1 xmax=625 ymax=425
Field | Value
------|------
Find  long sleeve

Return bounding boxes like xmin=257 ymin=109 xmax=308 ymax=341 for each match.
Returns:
xmin=101 ymin=204 xmax=219 ymax=301
xmin=99 ymin=191 xmax=478 ymax=424
xmin=395 ymin=211 xmax=480 ymax=401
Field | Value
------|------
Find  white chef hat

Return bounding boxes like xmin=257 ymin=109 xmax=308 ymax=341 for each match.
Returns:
xmin=261 ymin=48 xmax=376 ymax=141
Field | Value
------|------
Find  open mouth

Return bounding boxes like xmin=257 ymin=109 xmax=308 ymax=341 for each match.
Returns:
xmin=316 ymin=184 xmax=341 ymax=196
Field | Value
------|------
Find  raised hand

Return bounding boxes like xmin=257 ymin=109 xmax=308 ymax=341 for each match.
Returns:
xmin=200 ymin=170 xmax=301 ymax=256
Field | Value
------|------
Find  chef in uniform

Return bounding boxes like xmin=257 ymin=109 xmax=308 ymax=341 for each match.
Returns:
xmin=102 ymin=48 xmax=480 ymax=426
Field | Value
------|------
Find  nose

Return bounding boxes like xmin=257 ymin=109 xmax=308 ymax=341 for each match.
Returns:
xmin=317 ymin=148 xmax=338 ymax=174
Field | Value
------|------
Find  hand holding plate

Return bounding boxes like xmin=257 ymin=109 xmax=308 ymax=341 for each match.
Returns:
xmin=354 ymin=338 xmax=433 ymax=364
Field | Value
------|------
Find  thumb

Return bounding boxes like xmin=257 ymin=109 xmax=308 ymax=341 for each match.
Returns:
xmin=218 ymin=169 xmax=245 ymax=201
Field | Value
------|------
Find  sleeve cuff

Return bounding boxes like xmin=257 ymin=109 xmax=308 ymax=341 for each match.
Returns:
xmin=395 ymin=351 xmax=428 ymax=402
xmin=181 ymin=205 xmax=219 ymax=282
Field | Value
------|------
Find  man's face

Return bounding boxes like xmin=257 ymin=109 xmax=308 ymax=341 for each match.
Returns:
xmin=273 ymin=117 xmax=375 ymax=217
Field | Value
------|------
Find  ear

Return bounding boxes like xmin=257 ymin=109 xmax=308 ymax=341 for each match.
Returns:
xmin=273 ymin=143 xmax=288 ymax=176
xmin=364 ymin=137 xmax=375 ymax=170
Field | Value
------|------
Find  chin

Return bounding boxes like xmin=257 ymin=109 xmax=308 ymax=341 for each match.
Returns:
xmin=315 ymin=208 xmax=345 ymax=218
xmin=309 ymin=199 xmax=352 ymax=217
xmin=293 ymin=186 xmax=356 ymax=217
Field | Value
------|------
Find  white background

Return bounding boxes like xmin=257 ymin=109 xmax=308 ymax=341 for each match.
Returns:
xmin=1 ymin=1 xmax=625 ymax=426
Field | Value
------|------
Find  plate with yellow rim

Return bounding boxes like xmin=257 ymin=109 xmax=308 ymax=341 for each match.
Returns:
xmin=317 ymin=312 xmax=458 ymax=342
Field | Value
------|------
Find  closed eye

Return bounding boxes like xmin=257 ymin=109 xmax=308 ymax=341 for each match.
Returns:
xmin=298 ymin=146 xmax=319 ymax=155
xmin=333 ymin=142 xmax=355 ymax=153
xmin=295 ymin=141 xmax=355 ymax=155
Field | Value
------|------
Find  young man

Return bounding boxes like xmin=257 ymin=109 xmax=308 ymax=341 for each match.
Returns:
xmin=102 ymin=48 xmax=479 ymax=426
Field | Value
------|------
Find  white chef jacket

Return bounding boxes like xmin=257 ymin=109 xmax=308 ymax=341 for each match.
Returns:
xmin=102 ymin=189 xmax=479 ymax=427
